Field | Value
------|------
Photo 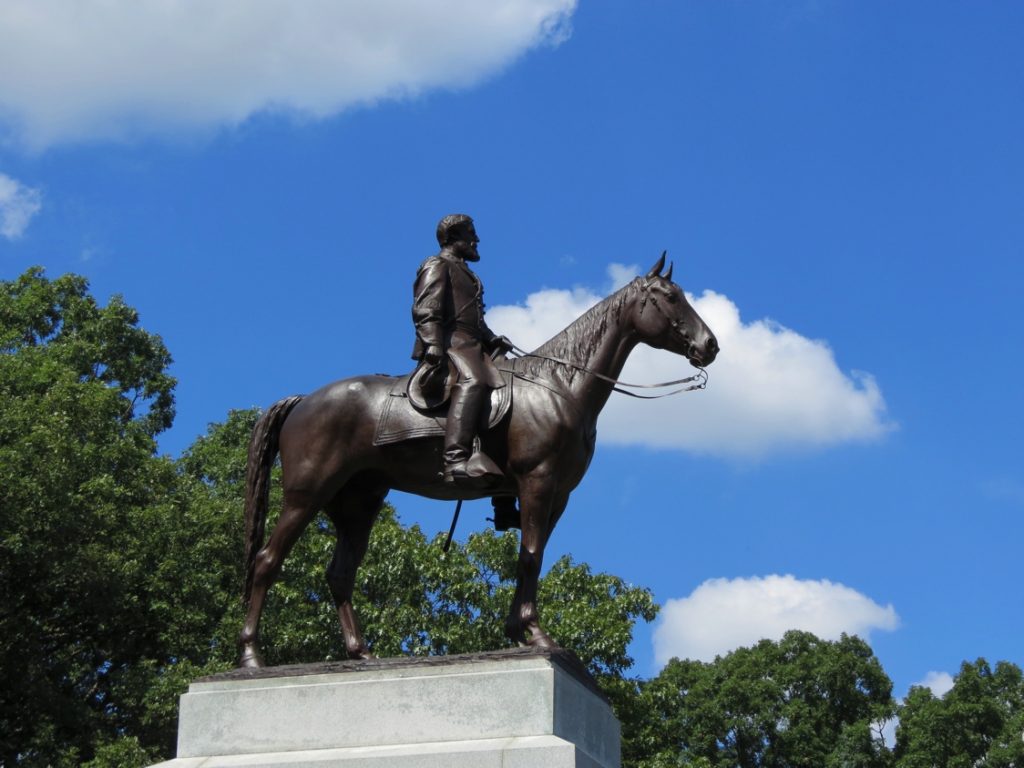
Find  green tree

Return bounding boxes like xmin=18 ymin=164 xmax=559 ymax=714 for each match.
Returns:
xmin=632 ymin=631 xmax=895 ymax=768
xmin=0 ymin=268 xmax=175 ymax=766
xmin=894 ymin=658 xmax=1024 ymax=768
xmin=96 ymin=408 xmax=259 ymax=759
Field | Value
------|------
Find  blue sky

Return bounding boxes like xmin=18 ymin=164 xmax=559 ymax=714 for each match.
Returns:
xmin=2 ymin=1 xmax=1022 ymax=698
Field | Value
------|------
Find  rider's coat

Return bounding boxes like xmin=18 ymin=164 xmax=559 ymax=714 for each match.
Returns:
xmin=411 ymin=252 xmax=504 ymax=388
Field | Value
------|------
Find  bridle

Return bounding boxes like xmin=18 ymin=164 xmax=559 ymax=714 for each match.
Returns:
xmin=506 ymin=278 xmax=708 ymax=400
xmin=638 ymin=276 xmax=695 ymax=347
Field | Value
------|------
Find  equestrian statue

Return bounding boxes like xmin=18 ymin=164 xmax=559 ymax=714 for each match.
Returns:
xmin=238 ymin=215 xmax=719 ymax=667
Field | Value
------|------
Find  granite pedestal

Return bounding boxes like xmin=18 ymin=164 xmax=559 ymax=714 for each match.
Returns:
xmin=151 ymin=647 xmax=620 ymax=767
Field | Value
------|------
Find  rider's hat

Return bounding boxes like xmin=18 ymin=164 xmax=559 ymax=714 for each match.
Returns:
xmin=407 ymin=359 xmax=455 ymax=411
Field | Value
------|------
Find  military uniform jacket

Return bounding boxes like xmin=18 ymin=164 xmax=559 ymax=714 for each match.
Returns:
xmin=411 ymin=253 xmax=504 ymax=388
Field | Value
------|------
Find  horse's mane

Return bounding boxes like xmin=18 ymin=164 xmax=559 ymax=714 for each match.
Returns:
xmin=515 ymin=278 xmax=640 ymax=385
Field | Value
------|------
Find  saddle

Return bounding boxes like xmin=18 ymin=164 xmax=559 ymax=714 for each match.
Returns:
xmin=373 ymin=367 xmax=514 ymax=447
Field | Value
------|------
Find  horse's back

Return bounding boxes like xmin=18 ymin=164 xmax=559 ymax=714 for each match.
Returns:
xmin=304 ymin=373 xmax=397 ymax=411
xmin=277 ymin=374 xmax=398 ymax=474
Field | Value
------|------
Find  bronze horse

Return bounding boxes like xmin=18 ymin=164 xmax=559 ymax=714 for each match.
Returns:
xmin=239 ymin=254 xmax=718 ymax=666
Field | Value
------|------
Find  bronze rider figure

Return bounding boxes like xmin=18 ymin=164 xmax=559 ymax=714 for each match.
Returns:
xmin=411 ymin=214 xmax=514 ymax=488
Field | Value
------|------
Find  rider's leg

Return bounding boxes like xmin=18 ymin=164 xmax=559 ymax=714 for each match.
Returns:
xmin=443 ymin=377 xmax=503 ymax=487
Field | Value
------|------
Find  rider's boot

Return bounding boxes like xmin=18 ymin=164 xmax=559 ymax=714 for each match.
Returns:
xmin=443 ymin=382 xmax=504 ymax=488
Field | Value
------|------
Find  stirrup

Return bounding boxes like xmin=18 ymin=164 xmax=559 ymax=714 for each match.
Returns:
xmin=443 ymin=452 xmax=504 ymax=488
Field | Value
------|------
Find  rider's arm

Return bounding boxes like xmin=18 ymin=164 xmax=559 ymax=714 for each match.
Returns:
xmin=480 ymin=316 xmax=498 ymax=347
xmin=412 ymin=258 xmax=448 ymax=361
xmin=478 ymin=298 xmax=513 ymax=354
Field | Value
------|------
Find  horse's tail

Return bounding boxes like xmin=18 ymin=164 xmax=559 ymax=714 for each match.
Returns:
xmin=242 ymin=394 xmax=304 ymax=607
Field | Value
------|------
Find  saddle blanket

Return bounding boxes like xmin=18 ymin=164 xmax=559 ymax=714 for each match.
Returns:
xmin=373 ymin=368 xmax=514 ymax=447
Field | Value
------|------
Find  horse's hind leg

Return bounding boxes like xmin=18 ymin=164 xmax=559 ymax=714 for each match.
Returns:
xmin=324 ymin=481 xmax=387 ymax=660
xmin=239 ymin=491 xmax=318 ymax=667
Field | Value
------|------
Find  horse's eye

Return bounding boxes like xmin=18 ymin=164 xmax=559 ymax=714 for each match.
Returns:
xmin=667 ymin=293 xmax=679 ymax=303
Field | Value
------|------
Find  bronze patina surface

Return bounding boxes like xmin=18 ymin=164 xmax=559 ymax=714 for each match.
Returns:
xmin=238 ymin=218 xmax=718 ymax=667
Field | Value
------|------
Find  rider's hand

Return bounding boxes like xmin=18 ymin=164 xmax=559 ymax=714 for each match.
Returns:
xmin=423 ymin=345 xmax=444 ymax=366
xmin=492 ymin=335 xmax=515 ymax=354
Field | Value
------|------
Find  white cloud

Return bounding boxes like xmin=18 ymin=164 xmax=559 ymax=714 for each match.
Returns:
xmin=487 ymin=264 xmax=893 ymax=458
xmin=914 ymin=670 xmax=955 ymax=698
xmin=653 ymin=574 xmax=899 ymax=665
xmin=606 ymin=262 xmax=639 ymax=289
xmin=0 ymin=0 xmax=577 ymax=149
xmin=0 ymin=173 xmax=42 ymax=239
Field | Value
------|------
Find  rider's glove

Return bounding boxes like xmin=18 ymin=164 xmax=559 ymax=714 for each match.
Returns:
xmin=491 ymin=335 xmax=515 ymax=354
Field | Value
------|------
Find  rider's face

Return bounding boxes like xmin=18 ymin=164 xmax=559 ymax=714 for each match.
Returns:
xmin=451 ymin=224 xmax=480 ymax=262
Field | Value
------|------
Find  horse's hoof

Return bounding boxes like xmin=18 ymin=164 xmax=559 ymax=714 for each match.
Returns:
xmin=525 ymin=624 xmax=559 ymax=651
xmin=238 ymin=645 xmax=265 ymax=668
xmin=504 ymin=624 xmax=527 ymax=646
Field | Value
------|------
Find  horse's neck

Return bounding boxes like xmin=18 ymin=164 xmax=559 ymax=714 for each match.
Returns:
xmin=532 ymin=288 xmax=639 ymax=415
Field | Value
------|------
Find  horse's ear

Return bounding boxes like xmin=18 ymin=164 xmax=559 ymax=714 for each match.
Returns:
xmin=664 ymin=261 xmax=674 ymax=282
xmin=646 ymin=250 xmax=667 ymax=279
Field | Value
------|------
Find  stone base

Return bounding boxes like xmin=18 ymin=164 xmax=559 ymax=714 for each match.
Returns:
xmin=152 ymin=648 xmax=620 ymax=767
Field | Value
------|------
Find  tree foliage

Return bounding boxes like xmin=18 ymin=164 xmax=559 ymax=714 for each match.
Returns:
xmin=1 ymin=268 xmax=176 ymax=766
xmin=894 ymin=658 xmax=1024 ymax=768
xmin=630 ymin=631 xmax=895 ymax=768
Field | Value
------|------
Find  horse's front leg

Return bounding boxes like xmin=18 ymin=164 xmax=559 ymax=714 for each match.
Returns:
xmin=505 ymin=477 xmax=567 ymax=649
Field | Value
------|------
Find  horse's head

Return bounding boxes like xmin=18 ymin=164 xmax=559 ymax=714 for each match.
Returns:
xmin=631 ymin=252 xmax=719 ymax=367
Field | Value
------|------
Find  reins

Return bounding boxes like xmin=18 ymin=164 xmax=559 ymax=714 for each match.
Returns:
xmin=506 ymin=343 xmax=708 ymax=399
